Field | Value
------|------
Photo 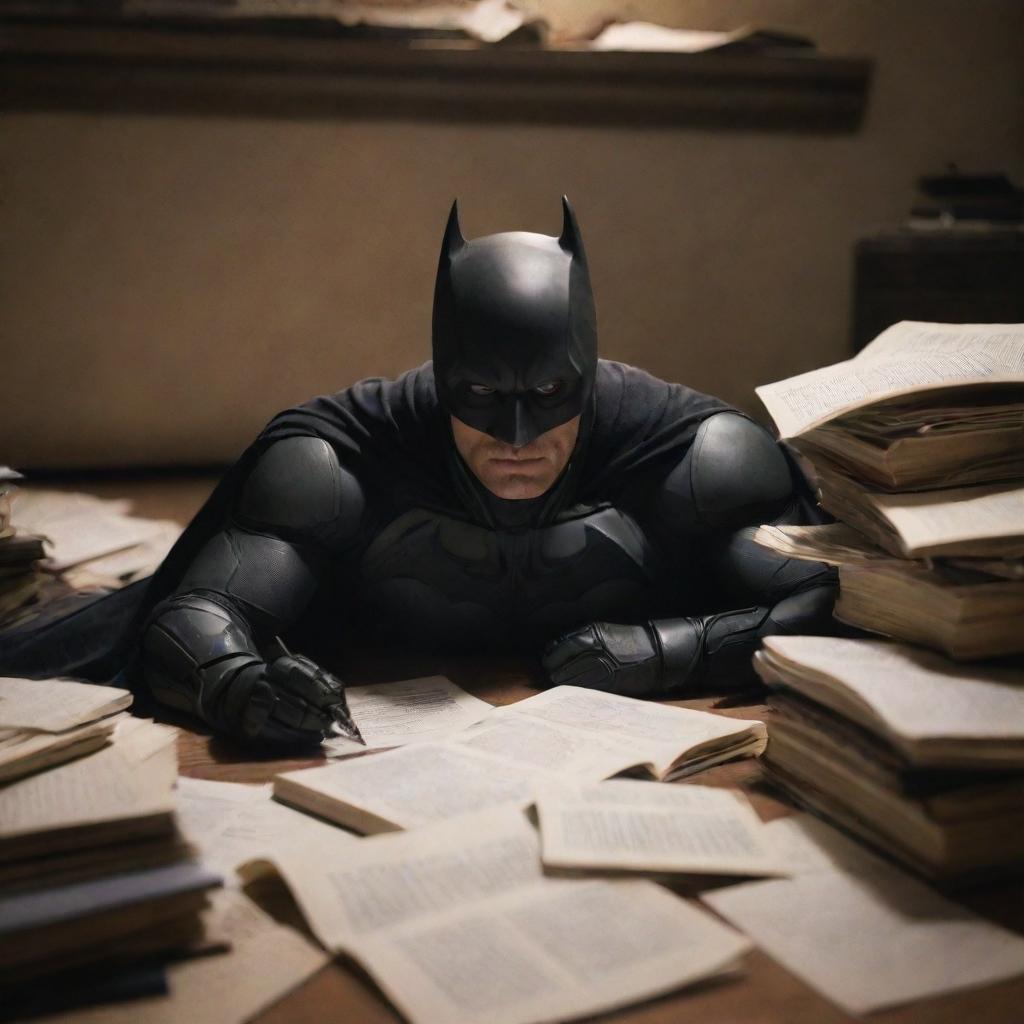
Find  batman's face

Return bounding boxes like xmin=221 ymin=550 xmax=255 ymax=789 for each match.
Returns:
xmin=432 ymin=199 xmax=597 ymax=447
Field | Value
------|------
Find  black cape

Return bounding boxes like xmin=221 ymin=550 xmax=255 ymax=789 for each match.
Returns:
xmin=0 ymin=361 xmax=730 ymax=683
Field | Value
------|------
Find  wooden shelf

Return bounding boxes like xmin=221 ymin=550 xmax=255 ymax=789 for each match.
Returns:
xmin=1 ymin=22 xmax=872 ymax=130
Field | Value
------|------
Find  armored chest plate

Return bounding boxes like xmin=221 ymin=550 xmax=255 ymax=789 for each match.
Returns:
xmin=355 ymin=505 xmax=669 ymax=650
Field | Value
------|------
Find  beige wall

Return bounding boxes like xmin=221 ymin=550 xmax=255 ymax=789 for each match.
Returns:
xmin=2 ymin=0 xmax=1023 ymax=467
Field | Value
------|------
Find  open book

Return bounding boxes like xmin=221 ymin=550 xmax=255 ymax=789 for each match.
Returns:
xmin=274 ymin=685 xmax=767 ymax=833
xmin=754 ymin=523 xmax=1024 ymax=659
xmin=241 ymin=807 xmax=751 ymax=1024
xmin=756 ymin=321 xmax=1024 ymax=490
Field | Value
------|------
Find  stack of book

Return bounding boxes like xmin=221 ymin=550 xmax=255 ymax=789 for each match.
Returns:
xmin=0 ymin=468 xmax=48 ymax=628
xmin=753 ymin=635 xmax=1024 ymax=882
xmin=752 ymin=322 xmax=1024 ymax=882
xmin=0 ymin=678 xmax=220 ymax=996
xmin=756 ymin=320 xmax=1024 ymax=660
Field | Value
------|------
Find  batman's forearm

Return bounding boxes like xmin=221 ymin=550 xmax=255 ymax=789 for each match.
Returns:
xmin=139 ymin=591 xmax=267 ymax=732
xmin=652 ymin=577 xmax=837 ymax=693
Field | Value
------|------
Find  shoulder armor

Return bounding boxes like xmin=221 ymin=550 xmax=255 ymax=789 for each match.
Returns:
xmin=236 ymin=436 xmax=364 ymax=543
xmin=659 ymin=412 xmax=793 ymax=531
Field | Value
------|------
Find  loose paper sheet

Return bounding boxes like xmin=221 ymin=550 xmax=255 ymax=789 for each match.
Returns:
xmin=176 ymin=777 xmax=358 ymax=884
xmin=0 ymin=676 xmax=132 ymax=732
xmin=536 ymin=779 xmax=787 ymax=877
xmin=703 ymin=814 xmax=1024 ymax=1014
xmin=323 ymin=676 xmax=493 ymax=757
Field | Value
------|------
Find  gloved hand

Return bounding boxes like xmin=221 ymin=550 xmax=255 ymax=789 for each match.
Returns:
xmin=541 ymin=622 xmax=672 ymax=698
xmin=219 ymin=642 xmax=363 ymax=748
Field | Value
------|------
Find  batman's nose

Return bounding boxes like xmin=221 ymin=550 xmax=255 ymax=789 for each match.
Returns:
xmin=510 ymin=399 xmax=532 ymax=447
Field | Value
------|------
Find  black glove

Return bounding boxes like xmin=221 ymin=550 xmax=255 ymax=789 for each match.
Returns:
xmin=541 ymin=622 xmax=689 ymax=698
xmin=218 ymin=642 xmax=362 ymax=748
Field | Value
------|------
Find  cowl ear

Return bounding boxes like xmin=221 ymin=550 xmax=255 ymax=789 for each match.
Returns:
xmin=442 ymin=199 xmax=465 ymax=260
xmin=558 ymin=195 xmax=587 ymax=267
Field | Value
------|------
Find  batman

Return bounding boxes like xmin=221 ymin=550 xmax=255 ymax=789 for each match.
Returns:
xmin=0 ymin=198 xmax=836 ymax=746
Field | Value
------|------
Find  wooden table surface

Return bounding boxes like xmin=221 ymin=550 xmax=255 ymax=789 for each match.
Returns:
xmin=38 ymin=475 xmax=1024 ymax=1024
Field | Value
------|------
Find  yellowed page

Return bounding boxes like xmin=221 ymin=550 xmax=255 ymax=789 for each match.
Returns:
xmin=357 ymin=877 xmax=749 ymax=1024
xmin=536 ymin=779 xmax=787 ymax=877
xmin=323 ymin=676 xmax=494 ymax=756
xmin=248 ymin=806 xmax=543 ymax=951
xmin=753 ymin=522 xmax=887 ymax=564
xmin=0 ymin=716 xmax=119 ymax=783
xmin=444 ymin=708 xmax=643 ymax=779
xmin=703 ymin=814 xmax=1024 ymax=1015
xmin=176 ymin=777 xmax=358 ymax=884
xmin=756 ymin=321 xmax=1024 ymax=439
xmin=871 ymin=482 xmax=1024 ymax=555
xmin=0 ymin=676 xmax=132 ymax=732
xmin=510 ymin=685 xmax=766 ymax=776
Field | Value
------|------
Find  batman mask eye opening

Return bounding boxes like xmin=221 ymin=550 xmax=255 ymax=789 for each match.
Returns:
xmin=468 ymin=383 xmax=496 ymax=397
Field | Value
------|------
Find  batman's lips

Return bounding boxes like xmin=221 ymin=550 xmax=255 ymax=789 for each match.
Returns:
xmin=489 ymin=457 xmax=545 ymax=469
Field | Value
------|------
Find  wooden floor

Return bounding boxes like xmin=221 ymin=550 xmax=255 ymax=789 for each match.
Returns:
xmin=39 ymin=474 xmax=1024 ymax=1023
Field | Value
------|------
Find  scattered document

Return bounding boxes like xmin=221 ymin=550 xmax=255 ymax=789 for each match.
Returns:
xmin=246 ymin=807 xmax=751 ymax=1024
xmin=536 ymin=779 xmax=787 ymax=878
xmin=176 ymin=776 xmax=358 ymax=883
xmin=323 ymin=676 xmax=493 ymax=756
xmin=703 ymin=815 xmax=1024 ymax=1015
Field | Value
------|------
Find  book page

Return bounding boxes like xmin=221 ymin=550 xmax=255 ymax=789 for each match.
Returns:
xmin=357 ymin=877 xmax=750 ymax=1024
xmin=753 ymin=522 xmax=886 ymax=565
xmin=756 ymin=322 xmax=1024 ymax=439
xmin=444 ymin=709 xmax=642 ymax=779
xmin=703 ymin=814 xmax=1024 ymax=1014
xmin=872 ymin=482 xmax=1024 ymax=553
xmin=248 ymin=806 xmax=543 ymax=951
xmin=511 ymin=685 xmax=766 ymax=775
xmin=323 ymin=676 xmax=494 ymax=756
xmin=176 ymin=777 xmax=358 ymax=884
xmin=858 ymin=321 xmax=1024 ymax=364
xmin=56 ymin=890 xmax=328 ymax=1024
xmin=760 ymin=635 xmax=1024 ymax=744
xmin=0 ymin=676 xmax=132 ymax=732
xmin=275 ymin=742 xmax=557 ymax=832
xmin=536 ymin=779 xmax=787 ymax=877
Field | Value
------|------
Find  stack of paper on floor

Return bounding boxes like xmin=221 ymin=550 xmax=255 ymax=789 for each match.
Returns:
xmin=274 ymin=684 xmax=766 ymax=833
xmin=756 ymin=522 xmax=1024 ymax=659
xmin=1 ymin=486 xmax=182 ymax=629
xmin=0 ymin=716 xmax=220 ymax=988
xmin=241 ymin=806 xmax=751 ymax=1024
xmin=756 ymin=321 xmax=1024 ymax=658
xmin=0 ymin=468 xmax=48 ymax=627
xmin=703 ymin=814 xmax=1024 ymax=1015
xmin=754 ymin=635 xmax=1024 ymax=881
xmin=0 ymin=675 xmax=133 ymax=782
xmin=535 ymin=778 xmax=787 ymax=878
